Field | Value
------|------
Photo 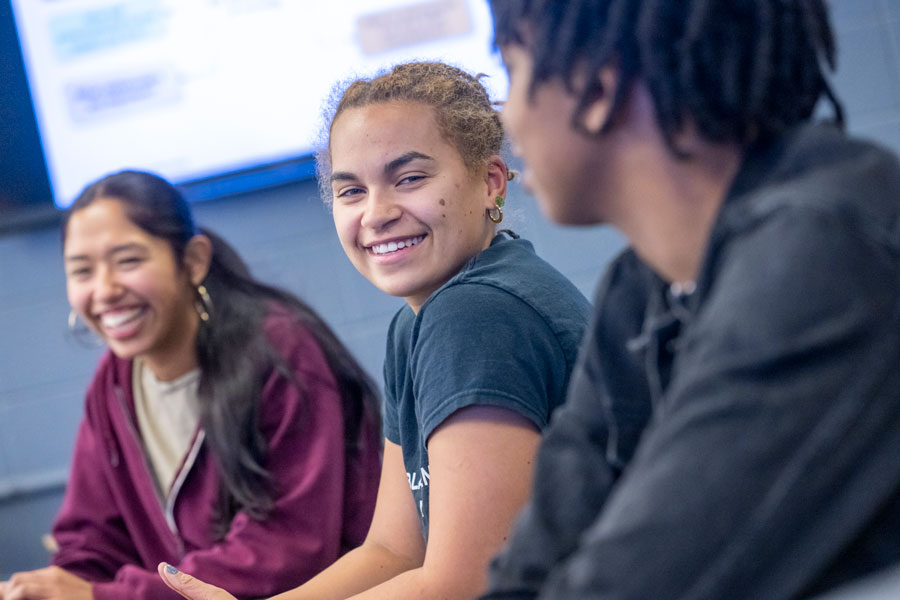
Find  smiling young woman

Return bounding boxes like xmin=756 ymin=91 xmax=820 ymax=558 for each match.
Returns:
xmin=157 ymin=62 xmax=591 ymax=600
xmin=0 ymin=170 xmax=382 ymax=600
xmin=64 ymin=196 xmax=203 ymax=380
xmin=329 ymin=100 xmax=501 ymax=312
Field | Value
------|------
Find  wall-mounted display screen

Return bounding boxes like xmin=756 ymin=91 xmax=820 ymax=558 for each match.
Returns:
xmin=6 ymin=0 xmax=507 ymax=211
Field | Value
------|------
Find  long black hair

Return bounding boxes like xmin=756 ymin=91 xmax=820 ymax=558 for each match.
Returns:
xmin=490 ymin=0 xmax=843 ymax=153
xmin=62 ymin=170 xmax=380 ymax=531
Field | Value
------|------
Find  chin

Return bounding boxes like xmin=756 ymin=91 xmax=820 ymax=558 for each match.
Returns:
xmin=373 ymin=277 xmax=435 ymax=306
xmin=369 ymin=279 xmax=414 ymax=300
xmin=107 ymin=340 xmax=148 ymax=361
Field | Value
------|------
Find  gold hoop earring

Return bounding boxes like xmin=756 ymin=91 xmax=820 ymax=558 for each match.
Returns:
xmin=487 ymin=195 xmax=504 ymax=224
xmin=195 ymin=284 xmax=212 ymax=322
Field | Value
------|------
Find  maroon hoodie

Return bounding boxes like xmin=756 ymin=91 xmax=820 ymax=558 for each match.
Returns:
xmin=51 ymin=311 xmax=381 ymax=599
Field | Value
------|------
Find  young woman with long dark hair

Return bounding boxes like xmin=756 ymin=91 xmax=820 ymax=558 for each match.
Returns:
xmin=0 ymin=170 xmax=382 ymax=600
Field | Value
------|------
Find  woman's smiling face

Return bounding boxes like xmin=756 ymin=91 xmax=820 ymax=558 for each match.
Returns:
xmin=329 ymin=101 xmax=500 ymax=312
xmin=64 ymin=197 xmax=199 ymax=369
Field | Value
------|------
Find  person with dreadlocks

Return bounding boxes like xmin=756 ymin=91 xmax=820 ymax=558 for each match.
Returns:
xmin=480 ymin=1 xmax=900 ymax=599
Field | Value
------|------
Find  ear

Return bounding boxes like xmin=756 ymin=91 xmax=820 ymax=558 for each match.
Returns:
xmin=577 ymin=64 xmax=620 ymax=135
xmin=483 ymin=156 xmax=509 ymax=210
xmin=183 ymin=234 xmax=213 ymax=286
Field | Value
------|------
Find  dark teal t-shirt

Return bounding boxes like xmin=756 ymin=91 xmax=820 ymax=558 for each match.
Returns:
xmin=382 ymin=233 xmax=591 ymax=539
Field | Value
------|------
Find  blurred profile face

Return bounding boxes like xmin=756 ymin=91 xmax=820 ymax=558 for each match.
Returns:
xmin=329 ymin=101 xmax=498 ymax=311
xmin=500 ymin=43 xmax=608 ymax=225
xmin=64 ymin=197 xmax=199 ymax=372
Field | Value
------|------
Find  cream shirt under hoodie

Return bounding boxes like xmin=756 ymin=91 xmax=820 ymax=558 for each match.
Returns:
xmin=132 ymin=359 xmax=201 ymax=495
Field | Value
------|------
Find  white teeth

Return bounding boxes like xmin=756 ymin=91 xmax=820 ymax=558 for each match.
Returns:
xmin=101 ymin=307 xmax=143 ymax=329
xmin=371 ymin=235 xmax=424 ymax=255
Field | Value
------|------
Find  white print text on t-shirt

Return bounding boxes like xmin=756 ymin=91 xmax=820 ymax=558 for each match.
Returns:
xmin=408 ymin=466 xmax=430 ymax=519
xmin=407 ymin=467 xmax=430 ymax=490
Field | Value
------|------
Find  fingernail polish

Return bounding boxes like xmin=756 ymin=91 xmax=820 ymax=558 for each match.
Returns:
xmin=166 ymin=563 xmax=179 ymax=575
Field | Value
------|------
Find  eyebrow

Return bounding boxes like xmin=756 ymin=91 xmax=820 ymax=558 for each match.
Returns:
xmin=65 ymin=242 xmax=146 ymax=263
xmin=330 ymin=151 xmax=435 ymax=184
xmin=384 ymin=151 xmax=434 ymax=174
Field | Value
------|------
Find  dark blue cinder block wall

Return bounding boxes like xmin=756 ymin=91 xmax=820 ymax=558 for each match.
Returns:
xmin=2 ymin=0 xmax=899 ymax=579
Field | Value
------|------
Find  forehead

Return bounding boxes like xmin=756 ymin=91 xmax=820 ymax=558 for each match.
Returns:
xmin=329 ymin=101 xmax=458 ymax=168
xmin=64 ymin=198 xmax=155 ymax=253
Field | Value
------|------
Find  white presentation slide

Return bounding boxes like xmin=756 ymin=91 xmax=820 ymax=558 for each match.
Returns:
xmin=10 ymin=0 xmax=507 ymax=207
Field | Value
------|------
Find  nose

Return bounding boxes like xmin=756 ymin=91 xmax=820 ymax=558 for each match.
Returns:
xmin=94 ymin=264 xmax=124 ymax=303
xmin=360 ymin=191 xmax=402 ymax=231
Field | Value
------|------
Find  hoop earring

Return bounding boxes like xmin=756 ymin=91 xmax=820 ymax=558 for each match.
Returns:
xmin=487 ymin=195 xmax=504 ymax=224
xmin=195 ymin=284 xmax=212 ymax=322
xmin=66 ymin=308 xmax=105 ymax=347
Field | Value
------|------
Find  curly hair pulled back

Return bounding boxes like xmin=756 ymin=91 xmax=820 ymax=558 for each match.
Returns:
xmin=317 ymin=61 xmax=505 ymax=199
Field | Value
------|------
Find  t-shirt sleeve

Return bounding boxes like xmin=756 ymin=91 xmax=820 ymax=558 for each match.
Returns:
xmin=411 ymin=283 xmax=567 ymax=441
xmin=382 ymin=308 xmax=409 ymax=445
xmin=383 ymin=374 xmax=400 ymax=444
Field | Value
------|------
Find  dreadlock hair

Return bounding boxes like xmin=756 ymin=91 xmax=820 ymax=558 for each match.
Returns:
xmin=490 ymin=0 xmax=844 ymax=154
xmin=63 ymin=170 xmax=381 ymax=536
xmin=316 ymin=61 xmax=506 ymax=201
